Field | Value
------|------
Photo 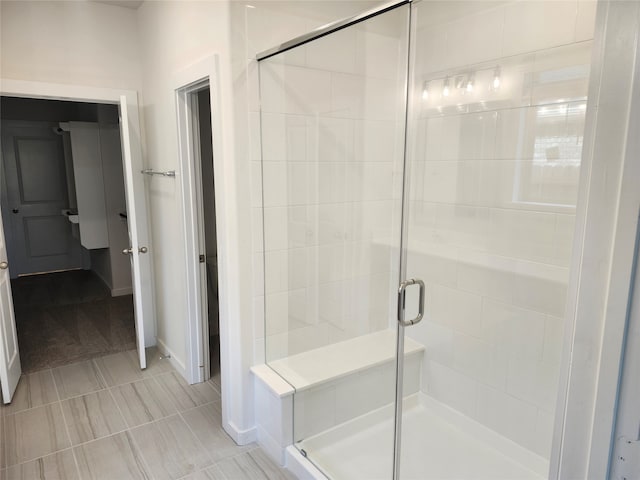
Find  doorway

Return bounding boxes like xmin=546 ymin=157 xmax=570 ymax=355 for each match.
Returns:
xmin=196 ymin=86 xmax=221 ymax=381
xmin=0 ymin=97 xmax=135 ymax=373
xmin=176 ymin=79 xmax=220 ymax=386
xmin=0 ymin=85 xmax=155 ymax=404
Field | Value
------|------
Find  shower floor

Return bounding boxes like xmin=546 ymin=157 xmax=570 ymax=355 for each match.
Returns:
xmin=298 ymin=394 xmax=546 ymax=480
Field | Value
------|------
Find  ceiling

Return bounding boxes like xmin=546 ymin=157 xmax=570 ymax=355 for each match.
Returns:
xmin=92 ymin=0 xmax=144 ymax=9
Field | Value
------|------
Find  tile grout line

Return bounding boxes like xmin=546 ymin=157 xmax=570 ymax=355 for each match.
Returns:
xmin=50 ymin=366 xmax=83 ymax=479
xmin=124 ymin=414 xmax=170 ymax=480
xmin=90 ymin=355 xmax=135 ymax=441
xmin=102 ymin=358 xmax=141 ymax=434
xmin=74 ymin=355 xmax=157 ymax=479
xmin=2 ymin=445 xmax=79 ymax=470
xmin=155 ymin=373 xmax=225 ymax=471
xmin=5 ymin=350 xmax=232 ymax=478
xmin=177 ymin=406 xmax=220 ymax=469
xmin=176 ymin=382 xmax=248 ymax=473
xmin=98 ymin=351 xmax=181 ymax=480
xmin=5 ymin=389 xmax=72 ymax=467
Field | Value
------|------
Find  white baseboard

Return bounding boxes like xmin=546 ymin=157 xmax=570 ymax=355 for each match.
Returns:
xmin=156 ymin=337 xmax=186 ymax=378
xmin=285 ymin=446 xmax=328 ymax=480
xmin=224 ymin=419 xmax=257 ymax=446
xmin=111 ymin=286 xmax=133 ymax=296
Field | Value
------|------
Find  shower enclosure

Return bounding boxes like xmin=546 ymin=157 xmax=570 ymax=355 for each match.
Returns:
xmin=257 ymin=0 xmax=595 ymax=478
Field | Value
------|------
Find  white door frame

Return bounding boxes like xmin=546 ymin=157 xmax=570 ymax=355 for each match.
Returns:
xmin=176 ymin=76 xmax=212 ymax=384
xmin=172 ymin=56 xmax=234 ymax=430
xmin=0 ymin=77 xmax=157 ymax=355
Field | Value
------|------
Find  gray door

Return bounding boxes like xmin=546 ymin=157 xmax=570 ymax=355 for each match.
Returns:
xmin=1 ymin=121 xmax=83 ymax=277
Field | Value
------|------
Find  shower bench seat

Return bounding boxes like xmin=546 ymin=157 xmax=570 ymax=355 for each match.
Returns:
xmin=251 ymin=329 xmax=424 ymax=469
xmin=268 ymin=329 xmax=424 ymax=391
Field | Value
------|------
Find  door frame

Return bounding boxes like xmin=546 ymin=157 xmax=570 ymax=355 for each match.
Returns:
xmin=0 ymin=77 xmax=157 ymax=354
xmin=172 ymin=56 xmax=230 ymax=397
xmin=175 ymin=75 xmax=214 ymax=385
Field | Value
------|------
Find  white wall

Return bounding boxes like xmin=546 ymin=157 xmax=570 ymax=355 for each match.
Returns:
xmin=0 ymin=1 xmax=141 ymax=90
xmin=135 ymin=0 xmax=252 ymax=435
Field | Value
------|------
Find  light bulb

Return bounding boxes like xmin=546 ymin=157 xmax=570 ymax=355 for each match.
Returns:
xmin=422 ymin=81 xmax=429 ymax=100
xmin=443 ymin=77 xmax=450 ymax=97
xmin=492 ymin=67 xmax=501 ymax=91
xmin=466 ymin=74 xmax=474 ymax=93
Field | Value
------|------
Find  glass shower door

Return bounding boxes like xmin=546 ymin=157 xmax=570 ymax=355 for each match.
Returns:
xmin=397 ymin=1 xmax=594 ymax=479
xmin=257 ymin=3 xmax=411 ymax=479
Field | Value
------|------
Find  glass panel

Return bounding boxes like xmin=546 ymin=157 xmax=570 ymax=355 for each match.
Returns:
xmin=399 ymin=1 xmax=595 ymax=479
xmin=258 ymin=4 xmax=410 ymax=478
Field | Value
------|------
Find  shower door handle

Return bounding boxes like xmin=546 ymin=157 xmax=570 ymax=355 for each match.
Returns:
xmin=397 ymin=279 xmax=425 ymax=327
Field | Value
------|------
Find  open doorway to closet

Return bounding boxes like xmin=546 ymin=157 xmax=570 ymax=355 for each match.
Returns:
xmin=197 ymin=87 xmax=221 ymax=380
xmin=0 ymin=97 xmax=135 ymax=373
xmin=176 ymin=80 xmax=221 ymax=386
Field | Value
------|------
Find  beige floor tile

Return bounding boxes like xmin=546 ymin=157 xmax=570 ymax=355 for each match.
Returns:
xmin=188 ymin=465 xmax=225 ymax=479
xmin=4 ymin=403 xmax=71 ymax=466
xmin=52 ymin=360 xmax=106 ymax=400
xmin=214 ymin=449 xmax=296 ymax=480
xmin=181 ymin=403 xmax=252 ymax=462
xmin=130 ymin=414 xmax=212 ymax=480
xmin=4 ymin=449 xmax=80 ymax=480
xmin=61 ymin=389 xmax=127 ymax=445
xmin=111 ymin=378 xmax=178 ymax=428
xmin=94 ymin=351 xmax=145 ymax=387
xmin=74 ymin=432 xmax=152 ymax=480
xmin=155 ymin=372 xmax=218 ymax=412
xmin=1 ymin=370 xmax=59 ymax=416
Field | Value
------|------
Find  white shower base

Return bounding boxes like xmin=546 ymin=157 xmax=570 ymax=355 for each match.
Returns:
xmin=297 ymin=393 xmax=547 ymax=480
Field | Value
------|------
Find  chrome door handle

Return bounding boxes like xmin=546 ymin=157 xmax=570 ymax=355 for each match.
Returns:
xmin=398 ymin=278 xmax=425 ymax=326
xmin=0 ymin=261 xmax=8 ymax=270
xmin=123 ymin=247 xmax=147 ymax=255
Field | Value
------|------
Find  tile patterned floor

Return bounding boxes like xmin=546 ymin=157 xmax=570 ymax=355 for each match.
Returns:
xmin=12 ymin=270 xmax=137 ymax=373
xmin=1 ymin=349 xmax=296 ymax=480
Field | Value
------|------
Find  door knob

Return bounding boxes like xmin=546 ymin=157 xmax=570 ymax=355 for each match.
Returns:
xmin=12 ymin=208 xmax=18 ymax=214
xmin=0 ymin=261 xmax=8 ymax=269
xmin=122 ymin=247 xmax=133 ymax=255
xmin=139 ymin=246 xmax=148 ymax=254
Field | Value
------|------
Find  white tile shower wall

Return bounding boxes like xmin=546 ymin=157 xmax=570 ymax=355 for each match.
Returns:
xmin=257 ymin=10 xmax=408 ymax=362
xmin=405 ymin=0 xmax=595 ymax=460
